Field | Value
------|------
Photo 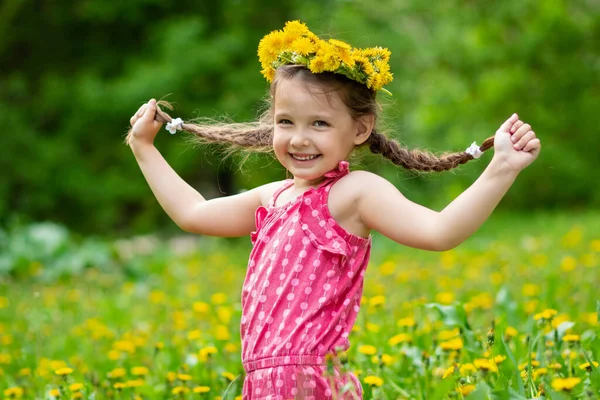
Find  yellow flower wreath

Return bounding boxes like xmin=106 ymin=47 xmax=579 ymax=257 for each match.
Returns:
xmin=257 ymin=21 xmax=393 ymax=94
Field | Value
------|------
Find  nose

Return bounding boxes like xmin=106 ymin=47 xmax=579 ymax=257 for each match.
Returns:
xmin=290 ymin=129 xmax=310 ymax=148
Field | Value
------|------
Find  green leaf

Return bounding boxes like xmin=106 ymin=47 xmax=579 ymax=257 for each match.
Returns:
xmin=501 ymin=336 xmax=525 ymax=396
xmin=430 ymin=377 xmax=455 ymax=400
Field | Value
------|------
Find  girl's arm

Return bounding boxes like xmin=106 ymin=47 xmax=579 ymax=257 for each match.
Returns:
xmin=128 ymin=99 xmax=262 ymax=237
xmin=358 ymin=114 xmax=541 ymax=251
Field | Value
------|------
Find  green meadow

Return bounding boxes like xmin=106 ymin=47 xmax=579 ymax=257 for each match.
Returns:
xmin=1 ymin=212 xmax=598 ymax=399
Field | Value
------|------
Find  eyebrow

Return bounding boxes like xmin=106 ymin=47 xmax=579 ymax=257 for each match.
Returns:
xmin=274 ymin=113 xmax=333 ymax=120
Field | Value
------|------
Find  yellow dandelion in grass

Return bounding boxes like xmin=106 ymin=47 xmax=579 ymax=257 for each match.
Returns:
xmin=55 ymin=367 xmax=73 ymax=376
xmin=534 ymin=308 xmax=557 ymax=321
xmin=126 ymin=379 xmax=145 ymax=388
xmin=562 ymin=334 xmax=580 ymax=343
xmin=358 ymin=345 xmax=377 ymax=356
xmin=224 ymin=343 xmax=238 ymax=353
xmin=131 ymin=366 xmax=149 ymax=376
xmin=442 ymin=363 xmax=460 ymax=379
xmin=72 ymin=392 xmax=84 ymax=399
xmin=108 ymin=368 xmax=126 ymax=379
xmin=166 ymin=371 xmax=177 ymax=382
xmin=397 ymin=317 xmax=416 ymax=328
xmin=49 ymin=389 xmax=61 ymax=397
xmin=199 ymin=346 xmax=218 ymax=361
xmin=193 ymin=386 xmax=211 ymax=393
xmin=474 ymin=358 xmax=498 ymax=372
xmin=493 ymin=355 xmax=506 ymax=364
xmin=4 ymin=387 xmax=24 ymax=398
xmin=178 ymin=373 xmax=192 ymax=381
xmin=69 ymin=383 xmax=84 ymax=391
xmin=222 ymin=371 xmax=236 ymax=381
xmin=460 ymin=363 xmax=477 ymax=375
xmin=193 ymin=301 xmax=210 ymax=313
xmin=371 ymin=354 xmax=393 ymax=366
xmin=549 ymin=362 xmax=562 ymax=370
xmin=440 ymin=337 xmax=463 ymax=351
xmin=172 ymin=386 xmax=190 ymax=395
xmin=18 ymin=368 xmax=31 ymax=376
xmin=579 ymin=361 xmax=599 ymax=371
xmin=591 ymin=239 xmax=600 ymax=252
xmin=363 ymin=375 xmax=384 ymax=387
xmin=366 ymin=322 xmax=381 ymax=333
xmin=551 ymin=377 xmax=581 ymax=392
xmin=215 ymin=325 xmax=231 ymax=341
xmin=187 ymin=330 xmax=202 ymax=341
xmin=504 ymin=326 xmax=518 ymax=339
xmin=438 ymin=328 xmax=460 ymax=340
xmin=457 ymin=384 xmax=476 ymax=396
xmin=113 ymin=382 xmax=126 ymax=390
xmin=522 ymin=283 xmax=540 ymax=297
xmin=533 ymin=368 xmax=548 ymax=380
xmin=379 ymin=261 xmax=396 ymax=275
xmin=369 ymin=295 xmax=385 ymax=307
xmin=388 ymin=333 xmax=412 ymax=346
xmin=518 ymin=360 xmax=540 ymax=370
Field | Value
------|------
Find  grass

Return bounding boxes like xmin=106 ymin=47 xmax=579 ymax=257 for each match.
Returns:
xmin=0 ymin=211 xmax=598 ymax=399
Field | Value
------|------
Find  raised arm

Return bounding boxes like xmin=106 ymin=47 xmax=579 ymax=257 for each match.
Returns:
xmin=358 ymin=114 xmax=541 ymax=251
xmin=128 ymin=99 xmax=262 ymax=237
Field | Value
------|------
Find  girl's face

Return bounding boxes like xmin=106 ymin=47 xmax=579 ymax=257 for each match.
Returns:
xmin=272 ymin=77 xmax=371 ymax=187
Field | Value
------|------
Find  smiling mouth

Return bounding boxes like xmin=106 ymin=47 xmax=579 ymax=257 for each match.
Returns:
xmin=290 ymin=153 xmax=321 ymax=161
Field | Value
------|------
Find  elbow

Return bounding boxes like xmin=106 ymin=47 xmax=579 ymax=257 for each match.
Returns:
xmin=429 ymin=230 xmax=462 ymax=252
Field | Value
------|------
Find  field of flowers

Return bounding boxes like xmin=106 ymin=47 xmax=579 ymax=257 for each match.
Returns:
xmin=0 ymin=213 xmax=598 ymax=399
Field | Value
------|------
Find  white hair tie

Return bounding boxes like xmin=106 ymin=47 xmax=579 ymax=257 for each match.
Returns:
xmin=465 ymin=142 xmax=483 ymax=159
xmin=166 ymin=117 xmax=184 ymax=134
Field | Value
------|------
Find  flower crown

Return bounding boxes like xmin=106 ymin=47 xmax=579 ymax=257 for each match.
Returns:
xmin=258 ymin=21 xmax=393 ymax=94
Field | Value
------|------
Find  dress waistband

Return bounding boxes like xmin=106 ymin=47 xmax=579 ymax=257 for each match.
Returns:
xmin=243 ymin=355 xmax=327 ymax=373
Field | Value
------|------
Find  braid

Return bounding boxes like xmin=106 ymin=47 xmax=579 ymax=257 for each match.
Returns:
xmin=126 ymin=100 xmax=274 ymax=153
xmin=366 ymin=130 xmax=495 ymax=172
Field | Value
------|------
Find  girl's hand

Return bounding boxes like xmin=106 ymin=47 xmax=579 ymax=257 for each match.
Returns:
xmin=128 ymin=99 xmax=163 ymax=146
xmin=492 ymin=113 xmax=541 ymax=172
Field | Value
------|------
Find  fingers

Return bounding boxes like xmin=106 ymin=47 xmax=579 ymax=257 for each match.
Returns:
xmin=513 ymin=130 xmax=536 ymax=150
xmin=510 ymin=119 xmax=524 ymax=134
xmin=129 ymin=100 xmax=156 ymax=127
xmin=141 ymin=99 xmax=157 ymax=121
xmin=511 ymin=123 xmax=532 ymax=144
xmin=499 ymin=113 xmax=519 ymax=133
xmin=522 ymin=138 xmax=541 ymax=153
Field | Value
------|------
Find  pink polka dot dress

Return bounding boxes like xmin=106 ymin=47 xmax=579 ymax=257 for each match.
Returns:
xmin=241 ymin=161 xmax=372 ymax=399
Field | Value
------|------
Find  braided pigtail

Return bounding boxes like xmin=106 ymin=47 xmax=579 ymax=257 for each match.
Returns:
xmin=366 ymin=130 xmax=495 ymax=172
xmin=125 ymin=100 xmax=274 ymax=153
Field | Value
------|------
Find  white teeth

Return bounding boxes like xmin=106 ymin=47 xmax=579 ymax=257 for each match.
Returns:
xmin=291 ymin=154 xmax=319 ymax=161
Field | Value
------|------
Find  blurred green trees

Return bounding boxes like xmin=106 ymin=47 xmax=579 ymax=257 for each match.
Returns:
xmin=1 ymin=0 xmax=598 ymax=235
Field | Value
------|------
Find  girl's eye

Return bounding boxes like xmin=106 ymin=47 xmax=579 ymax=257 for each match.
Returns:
xmin=278 ymin=119 xmax=292 ymax=125
xmin=314 ymin=120 xmax=329 ymax=127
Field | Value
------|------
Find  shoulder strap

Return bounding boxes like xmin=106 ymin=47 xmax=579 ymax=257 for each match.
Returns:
xmin=268 ymin=179 xmax=294 ymax=208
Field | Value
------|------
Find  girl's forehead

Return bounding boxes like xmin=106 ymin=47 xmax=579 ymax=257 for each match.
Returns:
xmin=274 ymin=78 xmax=345 ymax=112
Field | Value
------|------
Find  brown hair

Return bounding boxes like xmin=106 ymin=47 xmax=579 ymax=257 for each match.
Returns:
xmin=125 ymin=65 xmax=494 ymax=171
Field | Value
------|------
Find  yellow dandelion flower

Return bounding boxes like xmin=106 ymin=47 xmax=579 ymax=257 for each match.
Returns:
xmin=283 ymin=20 xmax=310 ymax=36
xmin=113 ymin=382 xmax=126 ymax=390
xmin=397 ymin=317 xmax=416 ymax=328
xmin=71 ymin=392 xmax=84 ymax=399
xmin=166 ymin=371 xmax=177 ymax=382
xmin=4 ymin=387 xmax=24 ymax=398
xmin=534 ymin=308 xmax=558 ymax=321
xmin=291 ymin=37 xmax=315 ymax=56
xmin=222 ymin=371 xmax=236 ymax=381
xmin=260 ymin=67 xmax=276 ymax=82
xmin=562 ymin=334 xmax=580 ymax=342
xmin=108 ymin=368 xmax=126 ymax=379
xmin=369 ymin=295 xmax=385 ymax=307
xmin=193 ymin=301 xmax=209 ymax=313
xmin=363 ymin=375 xmax=384 ymax=387
xmin=505 ymin=326 xmax=518 ymax=338
xmin=551 ymin=377 xmax=581 ymax=391
xmin=49 ymin=389 xmax=61 ymax=397
xmin=458 ymin=384 xmax=476 ymax=396
xmin=215 ymin=325 xmax=231 ymax=341
xmin=328 ymin=38 xmax=352 ymax=49
xmin=494 ymin=355 xmax=506 ymax=363
xmin=366 ymin=322 xmax=380 ymax=333
xmin=126 ymin=379 xmax=145 ymax=388
xmin=69 ymin=383 xmax=84 ymax=391
xmin=172 ymin=386 xmax=189 ymax=395
xmin=438 ymin=328 xmax=460 ymax=340
xmin=474 ymin=358 xmax=498 ymax=372
xmin=199 ymin=346 xmax=218 ymax=361
xmin=309 ymin=56 xmax=327 ymax=74
xmin=131 ymin=366 xmax=149 ymax=376
xmin=55 ymin=367 xmax=73 ymax=376
xmin=440 ymin=337 xmax=463 ymax=351
xmin=579 ymin=361 xmax=599 ymax=371
xmin=533 ymin=368 xmax=548 ymax=380
xmin=442 ymin=363 xmax=460 ymax=378
xmin=187 ymin=330 xmax=202 ymax=341
xmin=358 ymin=345 xmax=377 ymax=355
xmin=258 ymin=30 xmax=285 ymax=67
xmin=549 ymin=362 xmax=562 ymax=369
xmin=193 ymin=386 xmax=211 ymax=393
xmin=388 ymin=333 xmax=412 ymax=346
xmin=178 ymin=373 xmax=192 ymax=381
xmin=379 ymin=261 xmax=396 ymax=275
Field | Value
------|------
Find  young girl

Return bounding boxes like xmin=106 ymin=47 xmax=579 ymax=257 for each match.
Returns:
xmin=126 ymin=21 xmax=540 ymax=400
